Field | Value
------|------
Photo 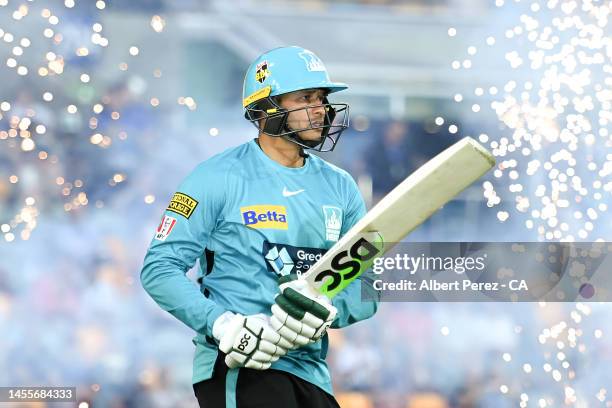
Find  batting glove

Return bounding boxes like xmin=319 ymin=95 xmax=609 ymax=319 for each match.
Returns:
xmin=271 ymin=274 xmax=337 ymax=348
xmin=213 ymin=312 xmax=293 ymax=370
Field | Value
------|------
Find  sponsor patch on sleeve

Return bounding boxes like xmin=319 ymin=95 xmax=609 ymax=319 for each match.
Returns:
xmin=166 ymin=192 xmax=198 ymax=219
xmin=155 ymin=215 xmax=177 ymax=241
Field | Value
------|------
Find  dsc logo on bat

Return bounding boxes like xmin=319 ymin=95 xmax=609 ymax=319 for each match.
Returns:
xmin=313 ymin=236 xmax=381 ymax=292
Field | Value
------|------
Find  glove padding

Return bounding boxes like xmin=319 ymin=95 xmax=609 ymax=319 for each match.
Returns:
xmin=271 ymin=275 xmax=337 ymax=348
xmin=213 ymin=312 xmax=293 ymax=370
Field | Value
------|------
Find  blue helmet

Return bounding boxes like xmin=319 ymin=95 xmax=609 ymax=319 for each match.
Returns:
xmin=242 ymin=46 xmax=349 ymax=152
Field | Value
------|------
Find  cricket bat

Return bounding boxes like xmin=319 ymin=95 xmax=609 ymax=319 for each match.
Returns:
xmin=304 ymin=136 xmax=496 ymax=298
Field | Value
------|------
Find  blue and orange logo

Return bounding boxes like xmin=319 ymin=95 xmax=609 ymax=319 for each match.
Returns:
xmin=241 ymin=205 xmax=288 ymax=230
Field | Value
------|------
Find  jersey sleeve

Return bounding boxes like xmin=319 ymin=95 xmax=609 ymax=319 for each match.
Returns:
xmin=331 ymin=177 xmax=379 ymax=329
xmin=140 ymin=162 xmax=227 ymax=338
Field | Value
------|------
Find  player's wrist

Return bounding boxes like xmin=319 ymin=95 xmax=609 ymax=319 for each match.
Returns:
xmin=212 ymin=311 xmax=238 ymax=342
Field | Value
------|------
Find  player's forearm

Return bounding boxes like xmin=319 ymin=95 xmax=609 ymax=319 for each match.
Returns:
xmin=141 ymin=255 xmax=226 ymax=337
xmin=330 ymin=278 xmax=378 ymax=329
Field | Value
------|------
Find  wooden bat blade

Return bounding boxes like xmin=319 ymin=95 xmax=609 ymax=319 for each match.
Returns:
xmin=303 ymin=137 xmax=496 ymax=298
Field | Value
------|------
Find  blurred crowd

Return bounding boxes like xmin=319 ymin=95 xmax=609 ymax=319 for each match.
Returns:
xmin=117 ymin=0 xmax=463 ymax=12
xmin=2 ymin=80 xmax=612 ymax=407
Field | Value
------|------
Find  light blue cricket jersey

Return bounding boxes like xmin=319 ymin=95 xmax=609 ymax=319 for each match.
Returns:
xmin=141 ymin=139 xmax=377 ymax=395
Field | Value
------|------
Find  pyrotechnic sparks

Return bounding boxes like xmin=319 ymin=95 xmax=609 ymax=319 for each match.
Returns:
xmin=448 ymin=0 xmax=610 ymax=242
xmin=2 ymin=196 xmax=40 ymax=241
xmin=150 ymin=15 xmax=166 ymax=33
xmin=0 ymin=2 xmax=184 ymax=242
xmin=443 ymin=2 xmax=611 ymax=406
xmin=497 ymin=300 xmax=609 ymax=405
xmin=178 ymin=96 xmax=197 ymax=111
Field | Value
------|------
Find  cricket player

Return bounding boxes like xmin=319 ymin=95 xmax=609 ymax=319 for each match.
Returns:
xmin=141 ymin=46 xmax=377 ymax=407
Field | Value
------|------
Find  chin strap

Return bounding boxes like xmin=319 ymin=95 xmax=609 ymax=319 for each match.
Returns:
xmin=283 ymin=132 xmax=322 ymax=149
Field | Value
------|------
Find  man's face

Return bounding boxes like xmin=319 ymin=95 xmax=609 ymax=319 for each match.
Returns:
xmin=277 ymin=89 xmax=328 ymax=141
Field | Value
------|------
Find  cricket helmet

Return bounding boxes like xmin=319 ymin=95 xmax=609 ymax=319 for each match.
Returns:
xmin=242 ymin=46 xmax=349 ymax=152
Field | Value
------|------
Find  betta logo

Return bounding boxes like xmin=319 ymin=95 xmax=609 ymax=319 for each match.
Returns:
xmin=241 ymin=205 xmax=288 ymax=230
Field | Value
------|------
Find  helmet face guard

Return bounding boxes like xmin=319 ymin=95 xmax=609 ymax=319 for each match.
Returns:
xmin=245 ymin=96 xmax=349 ymax=152
xmin=242 ymin=46 xmax=350 ymax=152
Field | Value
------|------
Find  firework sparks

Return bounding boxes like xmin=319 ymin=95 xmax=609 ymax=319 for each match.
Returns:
xmin=447 ymin=0 xmax=610 ymax=242
xmin=443 ymin=2 xmax=611 ymax=406
xmin=0 ymin=2 xmax=186 ymax=242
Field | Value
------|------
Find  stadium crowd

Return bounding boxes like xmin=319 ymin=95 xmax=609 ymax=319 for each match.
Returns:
xmin=2 ymin=82 xmax=611 ymax=407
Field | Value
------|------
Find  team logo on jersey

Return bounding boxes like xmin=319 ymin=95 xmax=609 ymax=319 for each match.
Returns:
xmin=262 ymin=241 xmax=327 ymax=277
xmin=322 ymin=206 xmax=342 ymax=242
xmin=255 ymin=60 xmax=271 ymax=83
xmin=298 ymin=50 xmax=326 ymax=72
xmin=241 ymin=205 xmax=288 ymax=230
xmin=167 ymin=192 xmax=198 ymax=219
xmin=155 ymin=215 xmax=176 ymax=241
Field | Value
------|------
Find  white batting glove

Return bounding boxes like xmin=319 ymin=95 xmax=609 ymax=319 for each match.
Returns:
xmin=270 ymin=274 xmax=337 ymax=348
xmin=213 ymin=312 xmax=293 ymax=370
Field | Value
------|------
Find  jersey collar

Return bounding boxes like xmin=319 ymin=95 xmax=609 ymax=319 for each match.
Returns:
xmin=250 ymin=139 xmax=312 ymax=175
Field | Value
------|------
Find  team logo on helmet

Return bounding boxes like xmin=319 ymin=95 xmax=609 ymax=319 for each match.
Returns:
xmin=298 ymin=50 xmax=325 ymax=72
xmin=255 ymin=60 xmax=271 ymax=83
